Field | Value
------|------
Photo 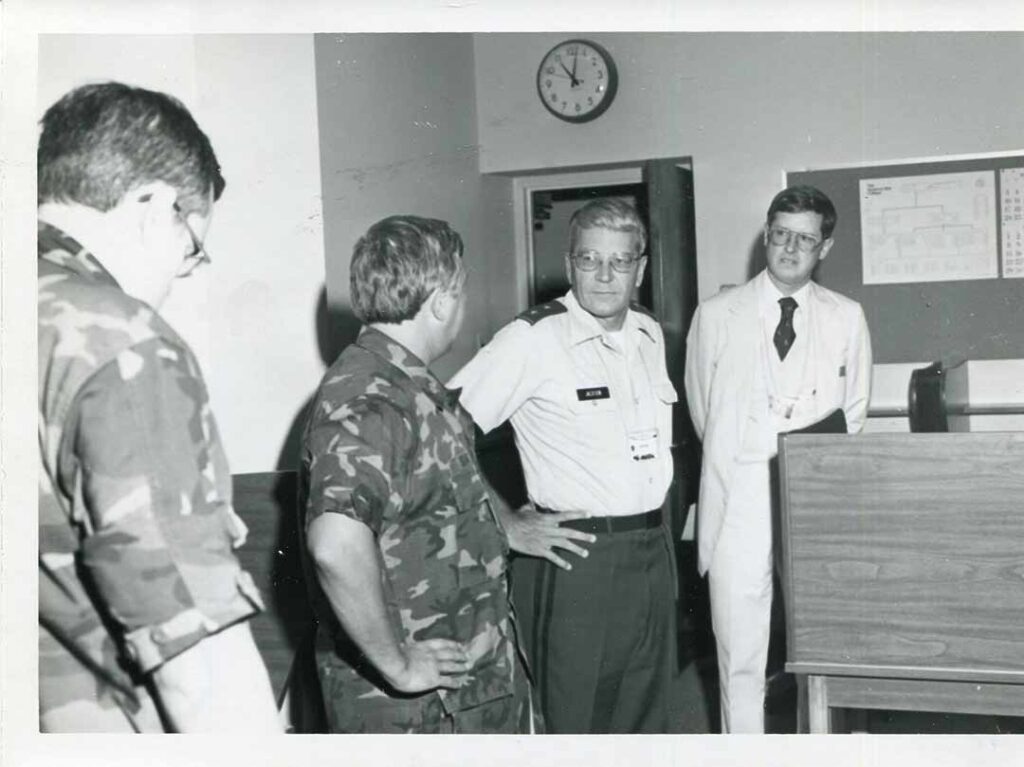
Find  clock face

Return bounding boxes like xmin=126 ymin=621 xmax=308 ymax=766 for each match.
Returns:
xmin=537 ymin=39 xmax=618 ymax=123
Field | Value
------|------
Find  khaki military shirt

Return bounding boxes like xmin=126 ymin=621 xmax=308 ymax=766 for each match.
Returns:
xmin=450 ymin=291 xmax=677 ymax=517
xmin=299 ymin=327 xmax=519 ymax=726
xmin=37 ymin=223 xmax=263 ymax=730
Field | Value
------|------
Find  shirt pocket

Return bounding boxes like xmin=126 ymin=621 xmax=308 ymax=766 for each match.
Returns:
xmin=449 ymin=447 xmax=490 ymax=515
xmin=447 ymin=448 xmax=505 ymax=583
xmin=317 ymin=655 xmax=432 ymax=733
xmin=655 ymin=380 xmax=679 ymax=406
xmin=570 ymin=395 xmax=618 ymax=416
xmin=444 ymin=448 xmax=510 ymax=684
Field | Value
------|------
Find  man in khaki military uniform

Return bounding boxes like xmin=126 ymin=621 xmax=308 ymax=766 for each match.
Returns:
xmin=450 ymin=199 xmax=679 ymax=733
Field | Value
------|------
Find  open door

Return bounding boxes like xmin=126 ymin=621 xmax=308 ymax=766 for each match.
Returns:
xmin=643 ymin=158 xmax=700 ymax=538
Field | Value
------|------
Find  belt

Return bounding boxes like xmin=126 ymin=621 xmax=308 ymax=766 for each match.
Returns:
xmin=537 ymin=507 xmax=662 ymax=535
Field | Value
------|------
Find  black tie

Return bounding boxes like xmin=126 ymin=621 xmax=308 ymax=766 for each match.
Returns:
xmin=774 ymin=297 xmax=798 ymax=361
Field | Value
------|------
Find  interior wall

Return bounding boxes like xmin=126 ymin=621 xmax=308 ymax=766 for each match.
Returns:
xmin=40 ymin=32 xmax=1020 ymax=471
xmin=314 ymin=33 xmax=512 ymax=383
xmin=37 ymin=34 xmax=326 ymax=474
xmin=472 ymin=32 xmax=1024 ymax=302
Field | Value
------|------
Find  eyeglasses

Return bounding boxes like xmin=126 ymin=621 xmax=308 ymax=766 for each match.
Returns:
xmin=766 ymin=226 xmax=823 ymax=253
xmin=173 ymin=202 xmax=211 ymax=275
xmin=570 ymin=250 xmax=643 ymax=273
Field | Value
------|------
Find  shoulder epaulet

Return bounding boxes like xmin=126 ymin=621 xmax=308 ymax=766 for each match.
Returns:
xmin=630 ymin=302 xmax=658 ymax=321
xmin=515 ymin=300 xmax=568 ymax=326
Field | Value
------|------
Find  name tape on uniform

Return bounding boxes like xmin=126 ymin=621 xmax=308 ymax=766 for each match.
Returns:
xmin=576 ymin=386 xmax=611 ymax=401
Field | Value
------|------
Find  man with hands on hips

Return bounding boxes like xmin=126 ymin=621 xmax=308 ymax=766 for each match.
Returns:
xmin=450 ymin=199 xmax=679 ymax=733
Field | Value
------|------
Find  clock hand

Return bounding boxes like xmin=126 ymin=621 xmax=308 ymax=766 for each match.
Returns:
xmin=558 ymin=60 xmax=580 ymax=87
xmin=571 ymin=52 xmax=579 ymax=80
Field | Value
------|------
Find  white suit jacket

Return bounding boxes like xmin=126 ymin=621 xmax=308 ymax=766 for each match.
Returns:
xmin=684 ymin=272 xmax=872 ymax=575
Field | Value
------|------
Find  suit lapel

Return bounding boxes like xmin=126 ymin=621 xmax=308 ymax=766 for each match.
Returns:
xmin=725 ymin=279 xmax=762 ymax=425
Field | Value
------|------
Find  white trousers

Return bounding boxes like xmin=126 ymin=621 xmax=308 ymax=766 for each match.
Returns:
xmin=707 ymin=460 xmax=774 ymax=734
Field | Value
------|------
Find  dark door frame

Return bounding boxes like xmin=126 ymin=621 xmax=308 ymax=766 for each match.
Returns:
xmin=512 ymin=164 xmax=650 ymax=312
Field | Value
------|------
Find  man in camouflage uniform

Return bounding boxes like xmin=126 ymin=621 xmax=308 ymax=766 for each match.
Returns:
xmin=300 ymin=215 xmax=586 ymax=733
xmin=37 ymin=82 xmax=280 ymax=732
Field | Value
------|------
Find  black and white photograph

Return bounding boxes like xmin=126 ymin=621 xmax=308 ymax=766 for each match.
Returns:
xmin=3 ymin=1 xmax=1024 ymax=765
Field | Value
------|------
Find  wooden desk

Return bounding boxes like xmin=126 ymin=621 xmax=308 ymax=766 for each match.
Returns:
xmin=777 ymin=432 xmax=1024 ymax=732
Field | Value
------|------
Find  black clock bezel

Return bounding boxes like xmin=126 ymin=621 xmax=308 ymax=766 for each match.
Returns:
xmin=536 ymin=38 xmax=619 ymax=124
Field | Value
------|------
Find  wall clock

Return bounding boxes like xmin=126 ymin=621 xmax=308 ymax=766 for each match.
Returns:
xmin=536 ymin=39 xmax=618 ymax=123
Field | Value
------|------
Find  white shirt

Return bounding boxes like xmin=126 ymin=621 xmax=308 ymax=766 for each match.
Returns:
xmin=739 ymin=274 xmax=822 ymax=460
xmin=449 ymin=291 xmax=677 ymax=517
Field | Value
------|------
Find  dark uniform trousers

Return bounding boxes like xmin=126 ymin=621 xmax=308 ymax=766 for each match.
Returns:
xmin=511 ymin=511 xmax=677 ymax=733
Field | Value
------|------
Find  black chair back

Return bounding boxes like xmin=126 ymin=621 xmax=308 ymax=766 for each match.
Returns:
xmin=908 ymin=362 xmax=948 ymax=433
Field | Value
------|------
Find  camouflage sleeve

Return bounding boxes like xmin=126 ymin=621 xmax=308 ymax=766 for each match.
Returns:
xmin=303 ymin=394 xmax=413 ymax=536
xmin=68 ymin=337 xmax=263 ymax=675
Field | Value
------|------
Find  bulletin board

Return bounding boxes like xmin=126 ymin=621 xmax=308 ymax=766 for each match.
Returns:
xmin=788 ymin=153 xmax=1024 ymax=364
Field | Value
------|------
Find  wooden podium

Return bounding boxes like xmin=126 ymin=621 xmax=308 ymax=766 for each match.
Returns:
xmin=777 ymin=432 xmax=1024 ymax=732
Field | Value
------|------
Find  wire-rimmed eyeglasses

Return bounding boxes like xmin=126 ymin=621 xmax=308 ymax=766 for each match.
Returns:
xmin=569 ymin=250 xmax=643 ymax=273
xmin=766 ymin=226 xmax=823 ymax=254
xmin=173 ymin=202 xmax=211 ymax=275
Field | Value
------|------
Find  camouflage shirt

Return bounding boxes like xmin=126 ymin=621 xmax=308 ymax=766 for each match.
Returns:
xmin=38 ymin=222 xmax=264 ymax=729
xmin=299 ymin=327 xmax=520 ymax=723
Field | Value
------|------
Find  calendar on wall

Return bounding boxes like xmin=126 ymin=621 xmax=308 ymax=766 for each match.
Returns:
xmin=1001 ymin=167 xmax=1024 ymax=279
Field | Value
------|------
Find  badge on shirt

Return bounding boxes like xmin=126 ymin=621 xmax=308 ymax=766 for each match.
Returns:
xmin=839 ymin=365 xmax=846 ymax=378
xmin=576 ymin=386 xmax=610 ymax=401
xmin=628 ymin=429 xmax=659 ymax=461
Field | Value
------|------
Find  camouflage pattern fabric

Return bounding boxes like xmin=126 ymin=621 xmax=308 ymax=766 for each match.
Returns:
xmin=37 ymin=222 xmax=264 ymax=732
xmin=299 ymin=327 xmax=527 ymax=733
xmin=317 ymin=647 xmax=538 ymax=733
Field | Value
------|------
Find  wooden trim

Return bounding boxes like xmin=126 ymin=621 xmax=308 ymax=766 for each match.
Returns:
xmin=788 ymin=148 xmax=1024 ymax=174
xmin=787 ymin=662 xmax=1024 ymax=686
xmin=824 ymin=675 xmax=1024 ymax=717
xmin=777 ymin=441 xmax=798 ymax=666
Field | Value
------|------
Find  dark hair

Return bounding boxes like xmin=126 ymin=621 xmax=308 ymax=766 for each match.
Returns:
xmin=568 ymin=198 xmax=647 ymax=256
xmin=766 ymin=185 xmax=837 ymax=239
xmin=350 ymin=215 xmax=465 ymax=324
xmin=38 ymin=82 xmax=225 ymax=215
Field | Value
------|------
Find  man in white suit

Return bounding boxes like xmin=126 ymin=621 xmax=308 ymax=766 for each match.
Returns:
xmin=684 ymin=185 xmax=872 ymax=733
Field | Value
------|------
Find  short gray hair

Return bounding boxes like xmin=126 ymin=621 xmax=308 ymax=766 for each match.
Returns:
xmin=568 ymin=198 xmax=647 ymax=255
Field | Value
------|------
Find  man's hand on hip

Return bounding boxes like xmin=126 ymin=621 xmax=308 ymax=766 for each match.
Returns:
xmin=384 ymin=638 xmax=472 ymax=693
xmin=501 ymin=503 xmax=595 ymax=571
